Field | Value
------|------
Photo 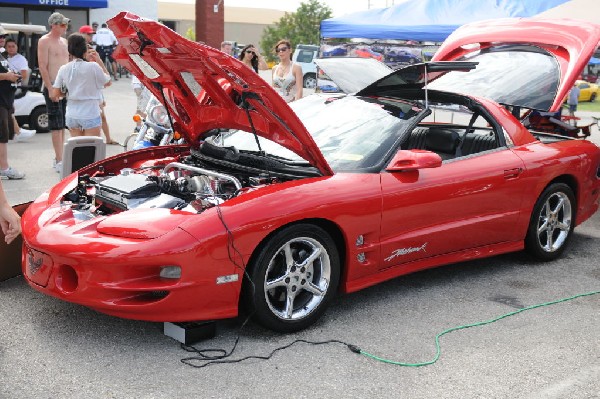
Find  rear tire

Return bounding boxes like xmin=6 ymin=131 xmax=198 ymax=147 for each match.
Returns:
xmin=244 ymin=224 xmax=340 ymax=332
xmin=525 ymin=183 xmax=575 ymax=261
xmin=303 ymin=73 xmax=317 ymax=89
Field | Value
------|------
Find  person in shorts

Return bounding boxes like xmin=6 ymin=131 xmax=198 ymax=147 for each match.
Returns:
xmin=80 ymin=25 xmax=119 ymax=145
xmin=0 ymin=27 xmax=25 ymax=179
xmin=52 ymin=34 xmax=111 ymax=137
xmin=5 ymin=38 xmax=36 ymax=142
xmin=38 ymin=12 xmax=70 ymax=172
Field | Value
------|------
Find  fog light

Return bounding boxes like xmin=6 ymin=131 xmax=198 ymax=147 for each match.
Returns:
xmin=160 ymin=266 xmax=181 ymax=279
xmin=56 ymin=265 xmax=78 ymax=293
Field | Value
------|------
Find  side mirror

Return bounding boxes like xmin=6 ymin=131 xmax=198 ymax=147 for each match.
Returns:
xmin=386 ymin=149 xmax=442 ymax=172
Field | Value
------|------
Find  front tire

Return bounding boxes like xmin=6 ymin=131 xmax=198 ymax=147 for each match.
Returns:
xmin=245 ymin=224 xmax=340 ymax=332
xmin=525 ymin=183 xmax=575 ymax=261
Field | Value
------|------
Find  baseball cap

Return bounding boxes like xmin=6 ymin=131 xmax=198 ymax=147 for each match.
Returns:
xmin=48 ymin=12 xmax=70 ymax=26
xmin=0 ymin=25 xmax=7 ymax=36
xmin=79 ymin=25 xmax=95 ymax=34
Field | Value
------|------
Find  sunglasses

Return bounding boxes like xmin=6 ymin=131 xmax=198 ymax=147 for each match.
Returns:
xmin=275 ymin=46 xmax=289 ymax=53
xmin=245 ymin=50 xmax=256 ymax=55
xmin=0 ymin=35 xmax=7 ymax=39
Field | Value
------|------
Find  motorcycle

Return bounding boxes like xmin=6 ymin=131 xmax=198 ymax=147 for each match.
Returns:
xmin=123 ymin=91 xmax=183 ymax=151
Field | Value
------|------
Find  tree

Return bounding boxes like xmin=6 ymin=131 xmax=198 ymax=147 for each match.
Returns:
xmin=185 ymin=27 xmax=195 ymax=41
xmin=260 ymin=0 xmax=332 ymax=62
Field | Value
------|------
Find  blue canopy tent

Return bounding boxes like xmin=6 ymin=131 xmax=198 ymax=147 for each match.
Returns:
xmin=320 ymin=0 xmax=570 ymax=42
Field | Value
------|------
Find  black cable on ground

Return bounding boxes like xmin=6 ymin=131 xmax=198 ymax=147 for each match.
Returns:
xmin=179 ymin=290 xmax=600 ymax=368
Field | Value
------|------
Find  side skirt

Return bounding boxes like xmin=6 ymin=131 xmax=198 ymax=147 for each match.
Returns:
xmin=342 ymin=241 xmax=524 ymax=294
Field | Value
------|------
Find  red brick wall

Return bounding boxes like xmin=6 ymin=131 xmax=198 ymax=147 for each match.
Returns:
xmin=195 ymin=0 xmax=224 ymax=49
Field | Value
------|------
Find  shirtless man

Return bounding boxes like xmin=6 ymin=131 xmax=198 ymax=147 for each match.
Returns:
xmin=37 ymin=12 xmax=70 ymax=172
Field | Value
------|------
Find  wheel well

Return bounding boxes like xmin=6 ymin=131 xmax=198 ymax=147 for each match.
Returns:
xmin=32 ymin=105 xmax=46 ymax=114
xmin=546 ymin=175 xmax=578 ymax=203
xmin=244 ymin=218 xmax=347 ymax=286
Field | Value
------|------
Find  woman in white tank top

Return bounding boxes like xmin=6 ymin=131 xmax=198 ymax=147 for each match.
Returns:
xmin=272 ymin=40 xmax=303 ymax=103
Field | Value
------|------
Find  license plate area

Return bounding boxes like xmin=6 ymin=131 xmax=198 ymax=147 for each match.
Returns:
xmin=25 ymin=247 xmax=53 ymax=287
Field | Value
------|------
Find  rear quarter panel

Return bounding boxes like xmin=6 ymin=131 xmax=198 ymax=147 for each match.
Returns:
xmin=510 ymin=139 xmax=600 ymax=232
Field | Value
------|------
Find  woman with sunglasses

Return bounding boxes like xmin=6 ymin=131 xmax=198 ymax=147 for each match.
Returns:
xmin=238 ymin=44 xmax=268 ymax=73
xmin=272 ymin=40 xmax=303 ymax=103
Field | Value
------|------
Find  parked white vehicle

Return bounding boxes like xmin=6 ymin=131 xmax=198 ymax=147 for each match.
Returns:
xmin=292 ymin=44 xmax=319 ymax=89
xmin=14 ymin=88 xmax=47 ymax=132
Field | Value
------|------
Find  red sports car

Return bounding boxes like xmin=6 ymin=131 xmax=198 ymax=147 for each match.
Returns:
xmin=20 ymin=14 xmax=600 ymax=332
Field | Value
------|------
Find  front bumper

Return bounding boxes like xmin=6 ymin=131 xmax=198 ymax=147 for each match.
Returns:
xmin=21 ymin=202 xmax=242 ymax=322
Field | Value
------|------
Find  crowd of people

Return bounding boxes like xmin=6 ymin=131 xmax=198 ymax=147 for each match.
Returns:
xmin=1 ymin=13 xmax=120 ymax=181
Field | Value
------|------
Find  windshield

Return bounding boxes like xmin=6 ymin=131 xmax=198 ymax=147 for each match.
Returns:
xmin=429 ymin=45 xmax=560 ymax=111
xmin=219 ymin=95 xmax=423 ymax=172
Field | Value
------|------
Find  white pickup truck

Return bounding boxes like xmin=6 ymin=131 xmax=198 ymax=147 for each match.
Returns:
xmin=292 ymin=44 xmax=319 ymax=89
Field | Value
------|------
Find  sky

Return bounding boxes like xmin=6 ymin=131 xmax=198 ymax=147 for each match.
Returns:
xmin=159 ymin=0 xmax=403 ymax=17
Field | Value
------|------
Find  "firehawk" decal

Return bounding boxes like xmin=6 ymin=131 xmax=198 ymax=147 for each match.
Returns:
xmin=385 ymin=243 xmax=428 ymax=262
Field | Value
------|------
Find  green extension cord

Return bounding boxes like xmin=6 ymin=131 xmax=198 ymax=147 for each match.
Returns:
xmin=349 ymin=290 xmax=600 ymax=367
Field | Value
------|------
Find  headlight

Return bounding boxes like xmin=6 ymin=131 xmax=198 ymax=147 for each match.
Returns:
xmin=148 ymin=105 xmax=170 ymax=126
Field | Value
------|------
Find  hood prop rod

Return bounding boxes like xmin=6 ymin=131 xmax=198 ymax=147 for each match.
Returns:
xmin=424 ymin=63 xmax=429 ymax=109
xmin=152 ymin=81 xmax=176 ymax=134
xmin=240 ymin=92 xmax=265 ymax=156
xmin=240 ymin=91 xmax=271 ymax=178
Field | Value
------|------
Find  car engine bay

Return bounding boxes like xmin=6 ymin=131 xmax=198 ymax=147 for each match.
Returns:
xmin=62 ymin=141 xmax=320 ymax=220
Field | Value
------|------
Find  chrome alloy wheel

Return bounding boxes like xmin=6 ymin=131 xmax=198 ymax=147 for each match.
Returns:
xmin=536 ymin=191 xmax=572 ymax=253
xmin=263 ymin=237 xmax=331 ymax=321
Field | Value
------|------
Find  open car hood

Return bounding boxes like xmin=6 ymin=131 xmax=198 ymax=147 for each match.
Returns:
xmin=108 ymin=12 xmax=333 ymax=176
xmin=431 ymin=18 xmax=600 ymax=112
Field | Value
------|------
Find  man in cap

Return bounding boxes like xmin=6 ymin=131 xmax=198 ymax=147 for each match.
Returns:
xmin=38 ymin=12 xmax=69 ymax=173
xmin=79 ymin=25 xmax=95 ymax=47
xmin=0 ymin=25 xmax=25 ymax=179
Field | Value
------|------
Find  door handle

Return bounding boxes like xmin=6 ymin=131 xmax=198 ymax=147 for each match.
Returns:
xmin=503 ymin=168 xmax=523 ymax=179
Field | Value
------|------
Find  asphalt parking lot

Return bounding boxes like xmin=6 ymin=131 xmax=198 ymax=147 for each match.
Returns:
xmin=1 ymin=76 xmax=599 ymax=398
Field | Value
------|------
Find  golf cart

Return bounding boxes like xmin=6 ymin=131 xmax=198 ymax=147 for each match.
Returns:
xmin=1 ymin=22 xmax=48 ymax=132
